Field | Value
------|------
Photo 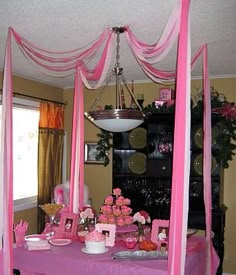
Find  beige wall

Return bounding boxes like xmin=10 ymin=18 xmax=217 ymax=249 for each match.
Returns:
xmin=64 ymin=78 xmax=236 ymax=273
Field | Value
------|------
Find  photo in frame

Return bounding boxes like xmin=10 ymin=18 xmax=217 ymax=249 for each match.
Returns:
xmin=95 ymin=223 xmax=116 ymax=247
xmin=84 ymin=142 xmax=104 ymax=164
xmin=58 ymin=212 xmax=78 ymax=239
xmin=151 ymin=219 xmax=169 ymax=251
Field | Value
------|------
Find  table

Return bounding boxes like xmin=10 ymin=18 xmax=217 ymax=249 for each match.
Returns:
xmin=13 ymin=237 xmax=211 ymax=275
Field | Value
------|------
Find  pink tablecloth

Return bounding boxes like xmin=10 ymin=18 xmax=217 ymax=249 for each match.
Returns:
xmin=13 ymin=236 xmax=210 ymax=275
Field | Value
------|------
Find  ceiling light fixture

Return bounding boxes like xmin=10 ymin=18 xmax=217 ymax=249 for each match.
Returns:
xmin=84 ymin=26 xmax=146 ymax=132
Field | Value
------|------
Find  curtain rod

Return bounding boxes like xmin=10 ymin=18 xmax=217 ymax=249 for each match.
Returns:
xmin=0 ymin=90 xmax=67 ymax=106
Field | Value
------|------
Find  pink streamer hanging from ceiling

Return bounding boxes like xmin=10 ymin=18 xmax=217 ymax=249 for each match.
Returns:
xmin=0 ymin=29 xmax=14 ymax=275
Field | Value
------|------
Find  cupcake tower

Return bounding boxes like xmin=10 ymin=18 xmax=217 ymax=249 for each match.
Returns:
xmin=98 ymin=188 xmax=133 ymax=226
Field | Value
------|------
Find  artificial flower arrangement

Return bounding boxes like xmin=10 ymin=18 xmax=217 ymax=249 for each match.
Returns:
xmin=133 ymin=210 xmax=151 ymax=242
xmin=77 ymin=206 xmax=97 ymax=242
xmin=98 ymin=188 xmax=133 ymax=226
xmin=79 ymin=206 xmax=96 ymax=230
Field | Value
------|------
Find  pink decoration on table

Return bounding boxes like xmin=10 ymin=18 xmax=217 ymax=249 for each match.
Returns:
xmin=98 ymin=214 xmax=108 ymax=224
xmin=14 ymin=220 xmax=29 ymax=247
xmin=123 ymin=198 xmax=131 ymax=205
xmin=123 ymin=236 xmax=137 ymax=249
xmin=85 ymin=230 xmax=105 ymax=242
xmin=95 ymin=223 xmax=116 ymax=247
xmin=104 ymin=195 xmax=113 ymax=205
xmin=121 ymin=205 xmax=132 ymax=216
xmin=108 ymin=216 xmax=116 ymax=224
xmin=124 ymin=216 xmax=133 ymax=226
xmin=115 ymin=196 xmax=124 ymax=206
xmin=116 ymin=217 xmax=125 ymax=226
xmin=112 ymin=206 xmax=122 ymax=217
xmin=101 ymin=205 xmax=112 ymax=215
xmin=54 ymin=187 xmax=64 ymax=204
xmin=113 ymin=188 xmax=121 ymax=196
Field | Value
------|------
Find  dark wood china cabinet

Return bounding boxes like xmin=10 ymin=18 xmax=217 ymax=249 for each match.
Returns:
xmin=112 ymin=112 xmax=226 ymax=274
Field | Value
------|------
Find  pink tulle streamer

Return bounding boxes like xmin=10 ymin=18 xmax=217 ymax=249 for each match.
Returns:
xmin=0 ymin=0 xmax=219 ymax=273
xmin=0 ymin=29 xmax=14 ymax=275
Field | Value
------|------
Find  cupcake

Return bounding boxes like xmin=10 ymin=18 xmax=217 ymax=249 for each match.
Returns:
xmin=104 ymin=195 xmax=113 ymax=205
xmin=124 ymin=215 xmax=133 ymax=225
xmin=101 ymin=205 xmax=112 ymax=215
xmin=116 ymin=196 xmax=124 ymax=206
xmin=98 ymin=214 xmax=108 ymax=223
xmin=117 ymin=216 xmax=125 ymax=226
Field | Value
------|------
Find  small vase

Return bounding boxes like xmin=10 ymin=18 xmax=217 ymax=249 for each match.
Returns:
xmin=137 ymin=223 xmax=145 ymax=242
xmin=77 ymin=222 xmax=89 ymax=243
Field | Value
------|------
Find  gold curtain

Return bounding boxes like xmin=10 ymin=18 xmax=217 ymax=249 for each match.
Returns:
xmin=37 ymin=102 xmax=65 ymax=233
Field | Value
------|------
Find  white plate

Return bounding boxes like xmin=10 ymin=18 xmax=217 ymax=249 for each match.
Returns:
xmin=187 ymin=229 xmax=198 ymax=237
xmin=25 ymin=234 xmax=46 ymax=242
xmin=81 ymin=247 xmax=109 ymax=254
xmin=49 ymin=239 xmax=72 ymax=246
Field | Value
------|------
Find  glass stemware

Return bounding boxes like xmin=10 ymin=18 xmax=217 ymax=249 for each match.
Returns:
xmin=40 ymin=203 xmax=63 ymax=238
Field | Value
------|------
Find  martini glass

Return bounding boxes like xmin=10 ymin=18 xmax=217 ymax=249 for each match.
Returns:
xmin=40 ymin=203 xmax=63 ymax=238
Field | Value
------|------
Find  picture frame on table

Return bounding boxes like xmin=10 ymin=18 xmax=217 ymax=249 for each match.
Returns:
xmin=151 ymin=219 xmax=169 ymax=251
xmin=95 ymin=223 xmax=116 ymax=247
xmin=84 ymin=142 xmax=104 ymax=164
xmin=58 ymin=212 xmax=78 ymax=239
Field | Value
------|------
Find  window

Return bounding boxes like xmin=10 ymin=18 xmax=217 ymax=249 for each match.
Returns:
xmin=0 ymin=97 xmax=39 ymax=211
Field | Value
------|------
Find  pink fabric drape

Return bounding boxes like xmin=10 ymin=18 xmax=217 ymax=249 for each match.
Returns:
xmin=0 ymin=29 xmax=14 ymax=275
xmin=1 ymin=0 xmax=219 ymax=273
xmin=69 ymin=70 xmax=85 ymax=213
xmin=167 ymin=0 xmax=191 ymax=274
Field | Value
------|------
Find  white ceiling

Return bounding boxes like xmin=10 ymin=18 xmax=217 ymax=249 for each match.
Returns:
xmin=1 ymin=0 xmax=236 ymax=88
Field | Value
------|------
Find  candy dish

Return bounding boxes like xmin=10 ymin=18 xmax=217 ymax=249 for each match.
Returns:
xmin=81 ymin=247 xmax=109 ymax=254
xmin=123 ymin=237 xmax=137 ymax=249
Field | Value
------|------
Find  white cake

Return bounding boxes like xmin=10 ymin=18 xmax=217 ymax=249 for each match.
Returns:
xmin=85 ymin=230 xmax=105 ymax=253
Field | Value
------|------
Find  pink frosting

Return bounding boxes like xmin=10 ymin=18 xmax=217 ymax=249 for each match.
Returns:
xmin=124 ymin=215 xmax=133 ymax=225
xmin=85 ymin=230 xmax=105 ymax=242
xmin=104 ymin=195 xmax=113 ymax=205
xmin=98 ymin=214 xmax=108 ymax=223
xmin=117 ymin=217 xmax=125 ymax=226
xmin=101 ymin=205 xmax=112 ymax=215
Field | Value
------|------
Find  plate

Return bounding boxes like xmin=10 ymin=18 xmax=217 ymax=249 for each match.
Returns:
xmin=193 ymin=154 xmax=218 ymax=176
xmin=187 ymin=229 xmax=198 ymax=238
xmin=128 ymin=152 xmax=146 ymax=174
xmin=49 ymin=239 xmax=72 ymax=246
xmin=25 ymin=234 xmax=46 ymax=242
xmin=129 ymin=128 xmax=147 ymax=149
xmin=193 ymin=126 xmax=217 ymax=149
xmin=81 ymin=247 xmax=109 ymax=254
xmin=111 ymin=250 xmax=168 ymax=260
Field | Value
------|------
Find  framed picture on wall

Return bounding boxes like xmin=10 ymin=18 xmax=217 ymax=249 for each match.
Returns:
xmin=84 ymin=142 xmax=104 ymax=164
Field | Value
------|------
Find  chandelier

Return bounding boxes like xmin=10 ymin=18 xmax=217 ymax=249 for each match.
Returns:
xmin=84 ymin=27 xmax=146 ymax=132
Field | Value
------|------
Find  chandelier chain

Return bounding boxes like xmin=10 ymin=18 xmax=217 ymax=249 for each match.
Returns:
xmin=115 ymin=32 xmax=120 ymax=69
